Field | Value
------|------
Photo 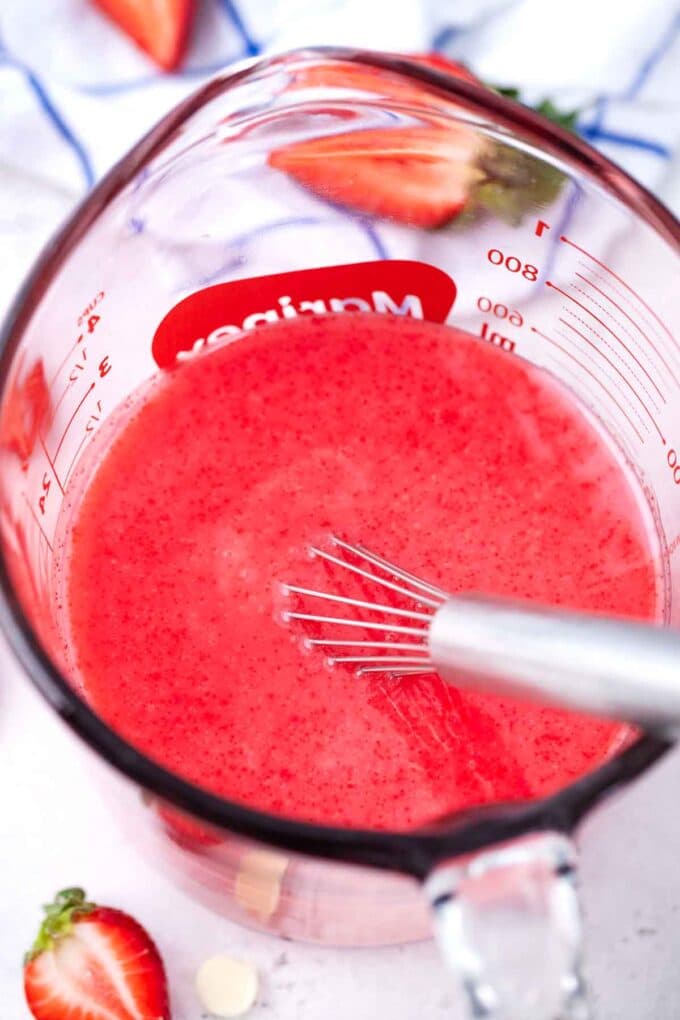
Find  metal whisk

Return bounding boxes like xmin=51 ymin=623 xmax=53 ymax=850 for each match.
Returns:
xmin=282 ymin=535 xmax=680 ymax=734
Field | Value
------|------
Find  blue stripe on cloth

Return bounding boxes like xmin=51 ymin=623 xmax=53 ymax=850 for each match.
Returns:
xmin=298 ymin=195 xmax=390 ymax=260
xmin=539 ymin=184 xmax=582 ymax=286
xmin=0 ymin=43 xmax=94 ymax=187
xmin=432 ymin=1 xmax=522 ymax=53
xmin=578 ymin=14 xmax=679 ymax=151
xmin=216 ymin=0 xmax=260 ymax=57
xmin=431 ymin=26 xmax=463 ymax=52
xmin=355 ymin=217 xmax=389 ymax=260
xmin=586 ymin=95 xmax=609 ymax=131
xmin=186 ymin=213 xmax=388 ymax=289
xmin=226 ymin=216 xmax=333 ymax=247
xmin=66 ymin=60 xmax=235 ymax=97
xmin=624 ymin=10 xmax=680 ymax=99
xmin=194 ymin=217 xmax=334 ymax=287
xmin=579 ymin=125 xmax=671 ymax=159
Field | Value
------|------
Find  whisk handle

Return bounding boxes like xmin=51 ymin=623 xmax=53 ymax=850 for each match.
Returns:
xmin=429 ymin=596 xmax=680 ymax=733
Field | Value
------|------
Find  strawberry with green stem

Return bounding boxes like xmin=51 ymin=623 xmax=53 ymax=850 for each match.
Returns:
xmin=269 ymin=54 xmax=579 ymax=229
xmin=465 ymin=85 xmax=580 ymax=226
xmin=24 ymin=887 xmax=170 ymax=1020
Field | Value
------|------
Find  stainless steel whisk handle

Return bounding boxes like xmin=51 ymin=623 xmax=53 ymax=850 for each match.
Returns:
xmin=430 ymin=596 xmax=680 ymax=734
xmin=283 ymin=536 xmax=680 ymax=734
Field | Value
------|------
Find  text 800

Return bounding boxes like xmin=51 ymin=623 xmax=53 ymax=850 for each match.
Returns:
xmin=487 ymin=249 xmax=538 ymax=281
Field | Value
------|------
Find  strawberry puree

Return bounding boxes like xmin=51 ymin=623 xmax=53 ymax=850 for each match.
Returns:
xmin=64 ymin=313 xmax=659 ymax=829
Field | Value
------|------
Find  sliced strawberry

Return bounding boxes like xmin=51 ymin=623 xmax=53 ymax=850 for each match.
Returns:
xmin=271 ymin=52 xmax=486 ymax=228
xmin=24 ymin=887 xmax=170 ymax=1020
xmin=92 ymin=0 xmax=193 ymax=71
xmin=268 ymin=125 xmax=484 ymax=228
xmin=290 ymin=54 xmax=480 ymax=94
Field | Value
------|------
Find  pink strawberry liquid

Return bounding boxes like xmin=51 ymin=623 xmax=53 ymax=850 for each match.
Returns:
xmin=63 ymin=313 xmax=659 ymax=830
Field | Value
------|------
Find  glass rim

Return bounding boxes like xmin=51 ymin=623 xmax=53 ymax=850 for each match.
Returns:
xmin=0 ymin=46 xmax=677 ymax=876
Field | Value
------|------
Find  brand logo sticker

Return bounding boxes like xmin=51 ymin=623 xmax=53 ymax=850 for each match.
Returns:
xmin=151 ymin=261 xmax=457 ymax=368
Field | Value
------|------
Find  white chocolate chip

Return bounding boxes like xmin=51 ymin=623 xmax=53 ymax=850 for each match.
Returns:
xmin=195 ymin=955 xmax=258 ymax=1018
xmin=235 ymin=849 xmax=289 ymax=920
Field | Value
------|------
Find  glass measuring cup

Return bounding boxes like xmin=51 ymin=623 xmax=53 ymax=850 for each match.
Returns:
xmin=0 ymin=48 xmax=678 ymax=1019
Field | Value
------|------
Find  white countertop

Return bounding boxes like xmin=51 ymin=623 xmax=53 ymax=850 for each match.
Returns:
xmin=5 ymin=635 xmax=680 ymax=1020
xmin=3 ymin=163 xmax=680 ymax=1020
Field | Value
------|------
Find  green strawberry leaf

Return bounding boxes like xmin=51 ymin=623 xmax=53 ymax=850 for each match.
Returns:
xmin=25 ymin=887 xmax=96 ymax=963
xmin=494 ymin=85 xmax=522 ymax=102
xmin=492 ymin=86 xmax=581 ymax=133
xmin=533 ymin=98 xmax=580 ymax=133
xmin=446 ymin=84 xmax=580 ymax=228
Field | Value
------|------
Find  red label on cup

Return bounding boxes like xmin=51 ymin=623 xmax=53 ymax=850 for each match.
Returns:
xmin=151 ymin=260 xmax=457 ymax=368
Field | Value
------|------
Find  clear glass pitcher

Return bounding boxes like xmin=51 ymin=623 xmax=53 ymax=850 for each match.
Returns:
xmin=0 ymin=48 xmax=678 ymax=1020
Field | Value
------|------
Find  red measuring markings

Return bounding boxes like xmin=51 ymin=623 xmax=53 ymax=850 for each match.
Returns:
xmin=546 ymin=281 xmax=666 ymax=403
xmin=38 ymin=432 xmax=64 ymax=496
xmin=48 ymin=348 xmax=93 ymax=429
xmin=556 ymin=317 xmax=666 ymax=444
xmin=22 ymin=491 xmax=54 ymax=554
xmin=486 ymin=248 xmax=539 ymax=280
xmin=85 ymin=399 xmax=103 ymax=432
xmin=63 ymin=433 xmax=89 ymax=487
xmin=68 ymin=347 xmax=89 ymax=379
xmin=666 ymin=448 xmax=680 ymax=486
xmin=531 ymin=326 xmax=646 ymax=444
xmin=571 ymin=283 xmax=643 ymax=348
xmin=569 ymin=278 xmax=669 ymax=385
xmin=577 ymin=262 xmax=669 ymax=346
xmin=478 ymin=321 xmax=516 ymax=352
xmin=61 ymin=399 xmax=104 ymax=487
xmin=38 ymin=473 xmax=51 ymax=515
xmin=51 ymin=382 xmax=95 ymax=465
xmin=49 ymin=377 xmax=76 ymax=429
xmin=560 ymin=235 xmax=677 ymax=350
xmin=562 ymin=306 xmax=663 ymax=414
xmin=574 ymin=271 xmax=680 ymax=387
xmin=77 ymin=291 xmax=105 ymax=329
xmin=43 ymin=347 xmax=110 ymax=496
xmin=551 ymin=326 xmax=648 ymax=439
xmin=48 ymin=333 xmax=83 ymax=389
xmin=543 ymin=355 xmax=645 ymax=447
xmin=48 ymin=307 xmax=103 ymax=388
xmin=476 ymin=296 xmax=524 ymax=326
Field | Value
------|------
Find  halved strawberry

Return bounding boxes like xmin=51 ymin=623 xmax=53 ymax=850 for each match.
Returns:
xmin=290 ymin=54 xmax=481 ymax=94
xmin=91 ymin=0 xmax=194 ymax=71
xmin=24 ymin=887 xmax=170 ymax=1020
xmin=268 ymin=124 xmax=485 ymax=228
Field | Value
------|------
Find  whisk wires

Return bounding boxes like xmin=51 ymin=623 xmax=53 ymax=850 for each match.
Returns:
xmin=282 ymin=536 xmax=446 ymax=677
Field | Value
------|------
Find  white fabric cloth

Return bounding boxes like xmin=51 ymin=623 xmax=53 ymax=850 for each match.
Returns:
xmin=0 ymin=0 xmax=678 ymax=205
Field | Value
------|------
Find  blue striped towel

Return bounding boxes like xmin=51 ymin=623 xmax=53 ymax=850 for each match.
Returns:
xmin=0 ymin=0 xmax=679 ymax=202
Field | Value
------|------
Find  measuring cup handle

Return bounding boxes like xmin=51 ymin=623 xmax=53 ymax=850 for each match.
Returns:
xmin=424 ymin=831 xmax=590 ymax=1020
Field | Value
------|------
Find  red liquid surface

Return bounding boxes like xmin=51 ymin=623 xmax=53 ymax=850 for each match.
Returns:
xmin=65 ymin=314 xmax=659 ymax=829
